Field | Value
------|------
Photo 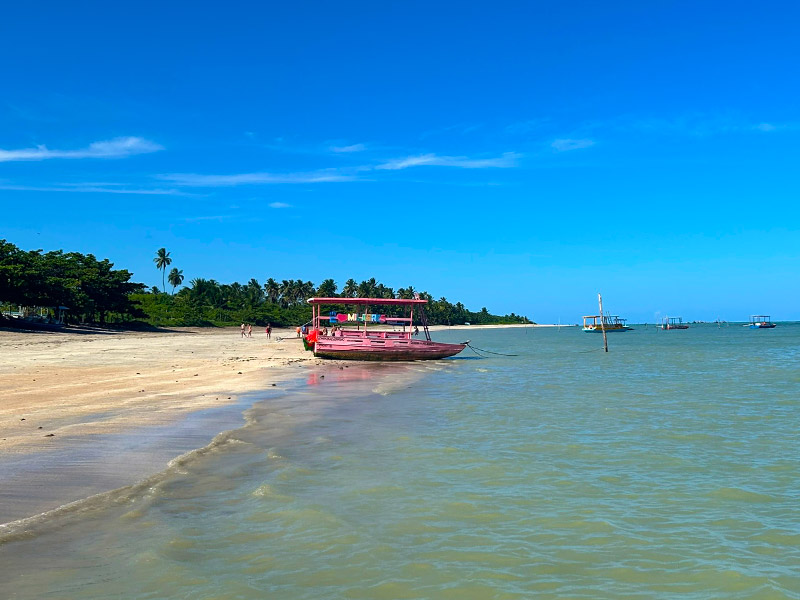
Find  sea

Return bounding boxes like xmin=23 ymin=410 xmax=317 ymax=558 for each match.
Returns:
xmin=1 ymin=324 xmax=798 ymax=599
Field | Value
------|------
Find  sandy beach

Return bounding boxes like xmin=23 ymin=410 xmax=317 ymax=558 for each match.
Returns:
xmin=0 ymin=327 xmax=317 ymax=456
xmin=0 ymin=323 xmax=537 ymax=524
xmin=0 ymin=323 xmax=544 ymax=454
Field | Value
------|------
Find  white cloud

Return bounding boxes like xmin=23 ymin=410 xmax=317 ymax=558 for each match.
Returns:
xmin=551 ymin=138 xmax=595 ymax=152
xmin=0 ymin=136 xmax=163 ymax=162
xmin=605 ymin=113 xmax=795 ymax=137
xmin=268 ymin=202 xmax=291 ymax=208
xmin=376 ymin=152 xmax=520 ymax=170
xmin=0 ymin=183 xmax=185 ymax=195
xmin=156 ymin=150 xmax=522 ymax=189
xmin=330 ymin=143 xmax=367 ymax=153
xmin=159 ymin=169 xmax=354 ymax=187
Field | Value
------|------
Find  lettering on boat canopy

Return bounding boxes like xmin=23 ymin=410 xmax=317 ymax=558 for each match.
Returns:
xmin=328 ymin=311 xmax=388 ymax=323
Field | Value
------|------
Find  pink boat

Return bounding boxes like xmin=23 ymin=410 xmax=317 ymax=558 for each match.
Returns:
xmin=304 ymin=297 xmax=466 ymax=361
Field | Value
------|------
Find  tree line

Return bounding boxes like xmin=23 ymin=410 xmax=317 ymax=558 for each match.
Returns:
xmin=0 ymin=239 xmax=144 ymax=323
xmin=135 ymin=275 xmax=530 ymax=328
xmin=1 ymin=240 xmax=530 ymax=328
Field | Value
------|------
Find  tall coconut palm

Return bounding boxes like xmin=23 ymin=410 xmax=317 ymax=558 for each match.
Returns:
xmin=153 ymin=248 xmax=172 ymax=293
xmin=279 ymin=280 xmax=292 ymax=307
xmin=245 ymin=278 xmax=263 ymax=307
xmin=342 ymin=279 xmax=358 ymax=298
xmin=300 ymin=280 xmax=315 ymax=303
xmin=264 ymin=278 xmax=280 ymax=304
xmin=397 ymin=285 xmax=415 ymax=299
xmin=316 ymin=278 xmax=337 ymax=298
xmin=167 ymin=268 xmax=184 ymax=295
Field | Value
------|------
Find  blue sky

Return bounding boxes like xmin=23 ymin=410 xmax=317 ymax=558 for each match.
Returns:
xmin=2 ymin=1 xmax=799 ymax=322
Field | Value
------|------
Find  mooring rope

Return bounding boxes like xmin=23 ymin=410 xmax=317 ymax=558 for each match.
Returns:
xmin=464 ymin=342 xmax=519 ymax=357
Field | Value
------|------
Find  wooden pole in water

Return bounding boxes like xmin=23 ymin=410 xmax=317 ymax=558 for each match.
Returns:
xmin=598 ymin=292 xmax=608 ymax=353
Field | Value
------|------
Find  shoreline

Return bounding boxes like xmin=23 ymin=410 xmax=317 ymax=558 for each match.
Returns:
xmin=0 ymin=326 xmax=317 ymax=455
xmin=0 ymin=327 xmax=321 ymax=525
xmin=429 ymin=323 xmax=565 ymax=330
xmin=0 ymin=325 xmax=444 ymax=526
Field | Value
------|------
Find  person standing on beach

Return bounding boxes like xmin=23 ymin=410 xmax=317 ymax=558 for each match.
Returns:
xmin=241 ymin=323 xmax=246 ymax=338
xmin=296 ymin=326 xmax=301 ymax=338
xmin=266 ymin=324 xmax=272 ymax=339
xmin=247 ymin=323 xmax=252 ymax=338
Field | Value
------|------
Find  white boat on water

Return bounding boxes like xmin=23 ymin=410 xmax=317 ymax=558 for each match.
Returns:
xmin=746 ymin=315 xmax=776 ymax=329
xmin=582 ymin=314 xmax=633 ymax=332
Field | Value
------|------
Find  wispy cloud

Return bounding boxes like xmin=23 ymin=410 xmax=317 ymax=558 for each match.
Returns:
xmin=268 ymin=202 xmax=291 ymax=208
xmin=590 ymin=113 xmax=795 ymax=138
xmin=551 ymin=138 xmax=595 ymax=152
xmin=0 ymin=183 xmax=185 ymax=195
xmin=376 ymin=152 xmax=520 ymax=170
xmin=184 ymin=214 xmax=232 ymax=222
xmin=156 ymin=149 xmax=522 ymax=189
xmin=330 ymin=143 xmax=367 ymax=153
xmin=159 ymin=169 xmax=354 ymax=187
xmin=0 ymin=136 xmax=163 ymax=162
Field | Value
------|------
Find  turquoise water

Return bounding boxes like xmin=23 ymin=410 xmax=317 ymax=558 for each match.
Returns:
xmin=1 ymin=325 xmax=799 ymax=599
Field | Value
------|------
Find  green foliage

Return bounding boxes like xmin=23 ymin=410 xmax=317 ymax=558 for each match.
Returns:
xmin=1 ymin=238 xmax=530 ymax=328
xmin=0 ymin=239 xmax=145 ymax=323
xmin=131 ymin=277 xmax=530 ymax=327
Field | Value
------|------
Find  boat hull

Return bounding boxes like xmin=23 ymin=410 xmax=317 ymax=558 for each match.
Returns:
xmin=582 ymin=327 xmax=632 ymax=333
xmin=749 ymin=323 xmax=776 ymax=329
xmin=313 ymin=337 xmax=465 ymax=361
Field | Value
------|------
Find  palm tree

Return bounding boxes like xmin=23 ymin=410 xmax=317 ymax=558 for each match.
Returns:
xmin=153 ymin=248 xmax=172 ymax=293
xmin=228 ymin=282 xmax=245 ymax=310
xmin=300 ymin=280 xmax=315 ymax=303
xmin=397 ymin=285 xmax=415 ymax=299
xmin=342 ymin=279 xmax=358 ymax=298
xmin=279 ymin=280 xmax=293 ymax=307
xmin=317 ymin=278 xmax=338 ymax=298
xmin=264 ymin=278 xmax=280 ymax=304
xmin=356 ymin=277 xmax=378 ymax=298
xmin=167 ymin=268 xmax=184 ymax=295
xmin=245 ymin=278 xmax=263 ymax=306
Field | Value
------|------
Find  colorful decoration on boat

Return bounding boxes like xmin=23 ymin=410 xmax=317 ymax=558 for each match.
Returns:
xmin=328 ymin=311 xmax=387 ymax=323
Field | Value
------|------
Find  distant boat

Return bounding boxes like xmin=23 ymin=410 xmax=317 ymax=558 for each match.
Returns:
xmin=582 ymin=314 xmax=633 ymax=332
xmin=747 ymin=315 xmax=776 ymax=329
xmin=659 ymin=316 xmax=689 ymax=330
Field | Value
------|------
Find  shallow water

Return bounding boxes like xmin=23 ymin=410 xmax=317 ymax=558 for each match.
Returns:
xmin=1 ymin=325 xmax=798 ymax=599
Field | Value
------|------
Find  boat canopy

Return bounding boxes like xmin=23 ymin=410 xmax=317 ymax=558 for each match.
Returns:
xmin=307 ymin=297 xmax=427 ymax=306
